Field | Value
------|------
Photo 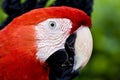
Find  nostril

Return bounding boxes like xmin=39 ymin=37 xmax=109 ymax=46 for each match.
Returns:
xmin=61 ymin=60 xmax=73 ymax=67
xmin=69 ymin=57 xmax=73 ymax=61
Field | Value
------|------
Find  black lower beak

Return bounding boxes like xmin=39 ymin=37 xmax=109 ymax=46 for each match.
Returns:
xmin=46 ymin=33 xmax=79 ymax=80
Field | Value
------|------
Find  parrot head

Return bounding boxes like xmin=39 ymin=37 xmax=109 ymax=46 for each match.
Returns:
xmin=0 ymin=6 xmax=93 ymax=79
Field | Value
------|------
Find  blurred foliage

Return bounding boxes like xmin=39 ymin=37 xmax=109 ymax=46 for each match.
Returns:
xmin=0 ymin=0 xmax=7 ymax=25
xmin=0 ymin=0 xmax=120 ymax=80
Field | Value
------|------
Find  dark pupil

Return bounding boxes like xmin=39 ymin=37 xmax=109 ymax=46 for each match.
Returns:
xmin=51 ymin=23 xmax=54 ymax=27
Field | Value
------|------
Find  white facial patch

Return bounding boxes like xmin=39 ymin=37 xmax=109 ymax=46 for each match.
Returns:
xmin=35 ymin=18 xmax=72 ymax=62
xmin=73 ymin=26 xmax=93 ymax=71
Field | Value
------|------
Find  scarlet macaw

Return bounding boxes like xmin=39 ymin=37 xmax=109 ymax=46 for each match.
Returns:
xmin=0 ymin=6 xmax=93 ymax=80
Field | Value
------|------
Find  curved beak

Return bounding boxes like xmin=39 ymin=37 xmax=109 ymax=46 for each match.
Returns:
xmin=73 ymin=26 xmax=93 ymax=71
xmin=46 ymin=25 xmax=93 ymax=80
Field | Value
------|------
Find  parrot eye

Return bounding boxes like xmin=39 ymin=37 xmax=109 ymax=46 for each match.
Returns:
xmin=49 ymin=21 xmax=56 ymax=29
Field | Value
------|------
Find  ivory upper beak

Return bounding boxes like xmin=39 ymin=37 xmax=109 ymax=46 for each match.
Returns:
xmin=73 ymin=26 xmax=93 ymax=71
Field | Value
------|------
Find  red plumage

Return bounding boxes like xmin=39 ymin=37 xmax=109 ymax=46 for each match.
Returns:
xmin=0 ymin=6 xmax=91 ymax=80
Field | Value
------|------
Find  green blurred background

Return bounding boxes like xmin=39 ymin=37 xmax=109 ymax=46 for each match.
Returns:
xmin=0 ymin=0 xmax=120 ymax=80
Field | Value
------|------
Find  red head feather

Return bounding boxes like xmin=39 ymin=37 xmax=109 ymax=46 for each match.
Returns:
xmin=4 ymin=6 xmax=91 ymax=33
